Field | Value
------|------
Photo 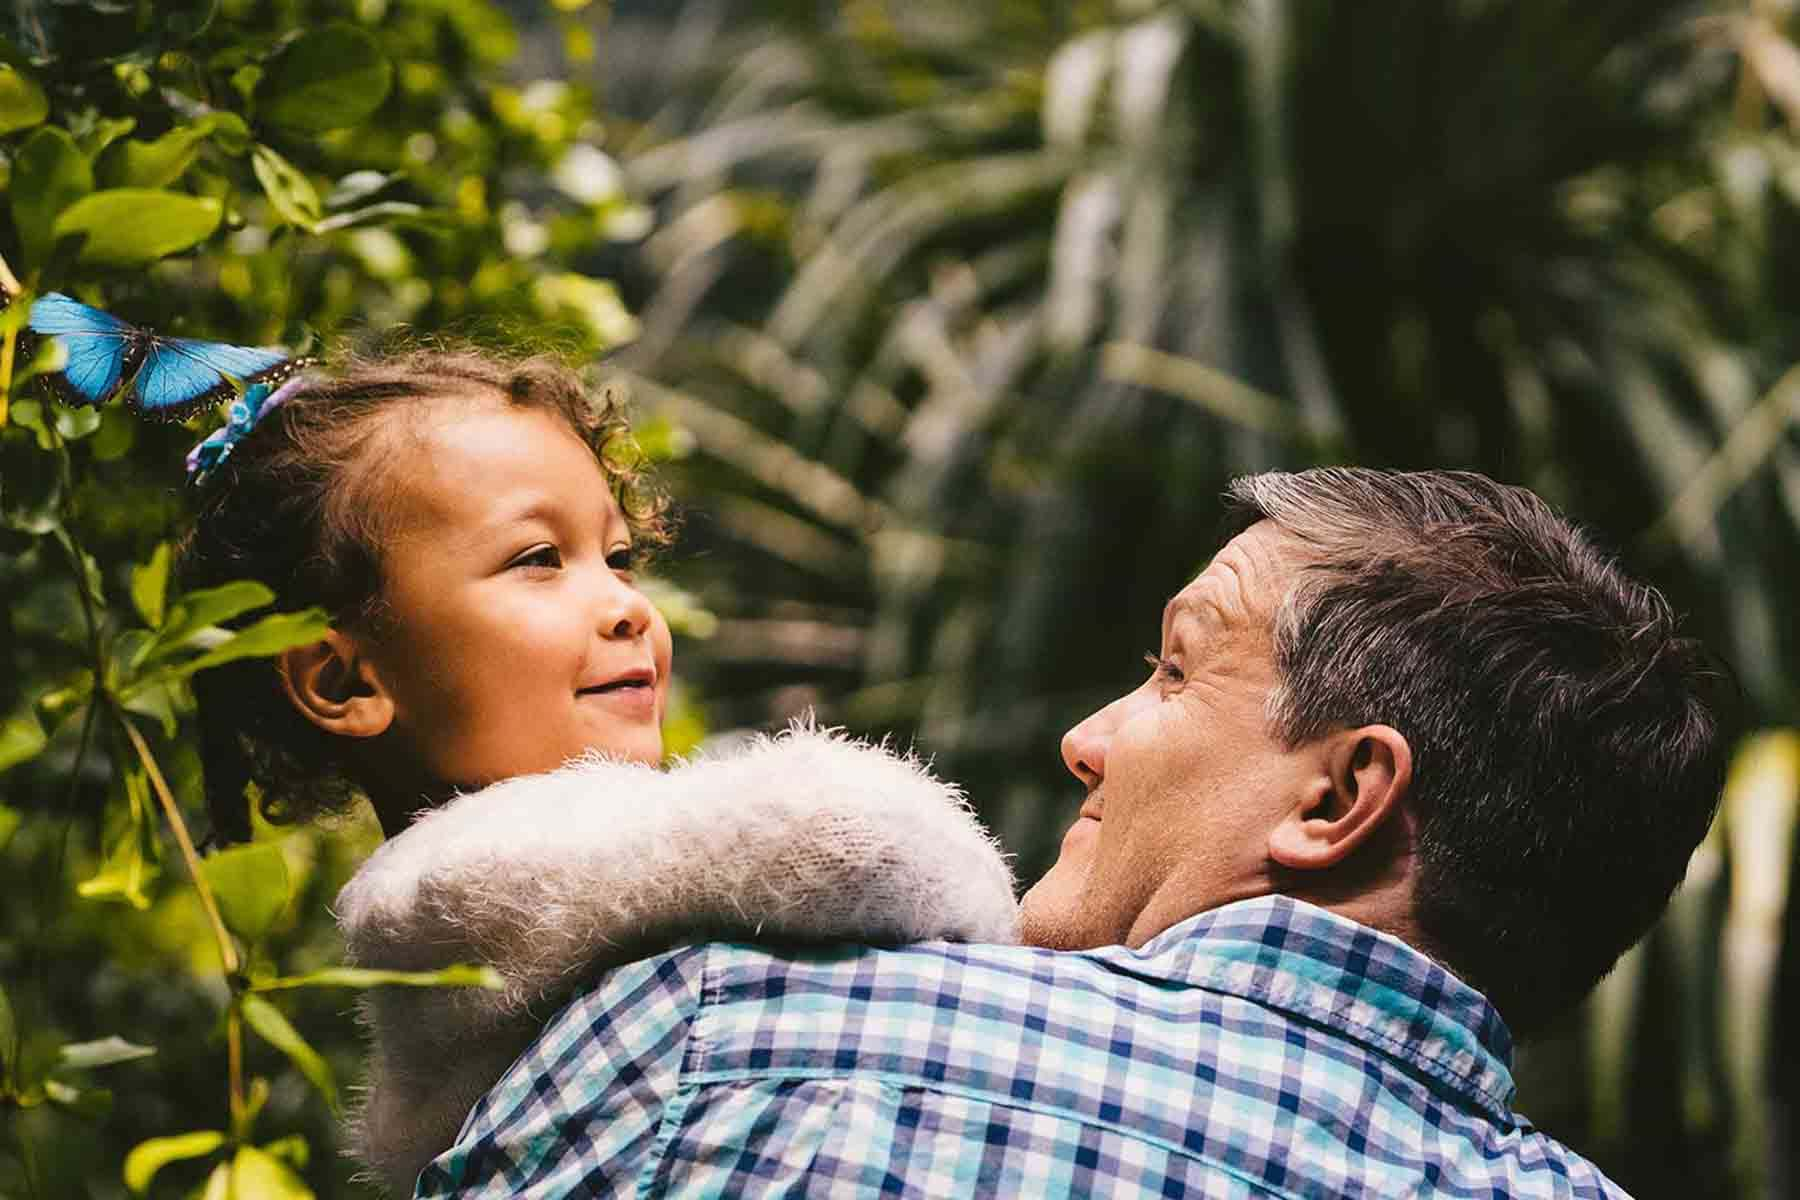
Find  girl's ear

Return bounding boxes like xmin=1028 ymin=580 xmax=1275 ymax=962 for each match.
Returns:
xmin=278 ymin=631 xmax=395 ymax=739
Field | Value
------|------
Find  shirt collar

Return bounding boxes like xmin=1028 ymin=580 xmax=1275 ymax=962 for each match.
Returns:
xmin=1140 ymin=895 xmax=1517 ymax=1120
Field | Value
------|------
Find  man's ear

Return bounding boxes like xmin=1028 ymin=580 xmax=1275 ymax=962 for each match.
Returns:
xmin=278 ymin=631 xmax=395 ymax=739
xmin=1268 ymin=725 xmax=1412 ymax=872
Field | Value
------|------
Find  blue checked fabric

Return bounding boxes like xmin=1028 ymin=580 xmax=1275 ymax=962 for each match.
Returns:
xmin=416 ymin=896 xmax=1625 ymax=1198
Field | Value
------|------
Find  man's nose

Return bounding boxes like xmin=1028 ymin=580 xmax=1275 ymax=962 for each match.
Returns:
xmin=1062 ymin=710 xmax=1109 ymax=789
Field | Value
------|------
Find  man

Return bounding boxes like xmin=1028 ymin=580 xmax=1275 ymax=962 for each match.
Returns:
xmin=417 ymin=469 xmax=1728 ymax=1198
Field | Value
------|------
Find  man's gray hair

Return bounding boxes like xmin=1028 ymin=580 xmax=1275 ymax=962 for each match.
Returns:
xmin=1222 ymin=468 xmax=1729 ymax=1035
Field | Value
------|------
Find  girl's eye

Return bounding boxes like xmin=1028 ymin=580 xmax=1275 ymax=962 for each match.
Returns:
xmin=511 ymin=545 xmax=563 ymax=571
xmin=1144 ymin=652 xmax=1185 ymax=684
xmin=605 ymin=545 xmax=635 ymax=572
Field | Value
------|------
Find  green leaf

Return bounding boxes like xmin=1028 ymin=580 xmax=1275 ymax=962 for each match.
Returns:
xmin=250 ymin=144 xmax=322 ymax=230
xmin=131 ymin=543 xmax=172 ymax=629
xmin=124 ymin=1130 xmax=227 ymax=1196
xmin=54 ymin=189 xmax=223 ymax=268
xmin=0 ymin=706 xmax=47 ymax=772
xmin=201 ymin=841 xmax=291 ymax=946
xmin=256 ymin=25 xmax=393 ymax=134
xmin=230 ymin=1144 xmax=315 ymax=1199
xmin=310 ymin=200 xmax=429 ymax=233
xmin=75 ymin=115 xmax=138 ymax=160
xmin=253 ymin=963 xmax=504 ymax=992
xmin=201 ymin=111 xmax=252 ymax=155
xmin=77 ymin=768 xmax=160 ymax=910
xmin=139 ymin=608 xmax=330 ymax=688
xmin=0 ymin=62 xmax=47 ymax=134
xmin=11 ymin=127 xmax=94 ymax=269
xmin=96 ymin=126 xmax=210 ymax=189
xmin=57 ymin=1036 xmax=155 ymax=1070
xmin=324 ymin=169 xmax=400 ymax=209
xmin=145 ymin=580 xmax=275 ymax=662
xmin=258 ymin=1135 xmax=309 ymax=1169
xmin=120 ymin=681 xmax=181 ymax=739
xmin=0 ymin=804 xmax=20 ymax=852
xmin=238 ymin=993 xmax=336 ymax=1112
xmin=51 ymin=400 xmax=102 ymax=441
xmin=42 ymin=1077 xmax=110 ymax=1119
xmin=200 ymin=1160 xmax=231 ymax=1200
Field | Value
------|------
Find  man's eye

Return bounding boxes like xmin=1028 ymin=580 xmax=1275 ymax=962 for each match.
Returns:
xmin=511 ymin=545 xmax=563 ymax=570
xmin=605 ymin=546 xmax=635 ymax=572
xmin=1144 ymin=652 xmax=1184 ymax=683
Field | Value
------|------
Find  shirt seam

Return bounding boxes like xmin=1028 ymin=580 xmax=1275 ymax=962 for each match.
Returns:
xmin=633 ymin=948 xmax=710 ymax=1199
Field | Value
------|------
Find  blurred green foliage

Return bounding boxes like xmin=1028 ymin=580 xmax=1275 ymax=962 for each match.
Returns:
xmin=0 ymin=1 xmax=1797 ymax=1198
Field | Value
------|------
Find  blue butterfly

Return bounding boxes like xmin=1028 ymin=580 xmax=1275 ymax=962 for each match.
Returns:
xmin=26 ymin=292 xmax=295 ymax=420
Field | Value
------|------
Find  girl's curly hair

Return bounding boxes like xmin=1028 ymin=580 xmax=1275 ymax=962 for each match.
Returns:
xmin=177 ymin=346 xmax=670 ymax=845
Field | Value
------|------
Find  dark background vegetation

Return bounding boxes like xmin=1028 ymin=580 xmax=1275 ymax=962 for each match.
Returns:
xmin=1 ymin=1 xmax=1796 ymax=1196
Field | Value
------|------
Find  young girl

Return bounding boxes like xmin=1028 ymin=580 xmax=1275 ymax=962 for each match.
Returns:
xmin=177 ymin=349 xmax=1019 ymax=1196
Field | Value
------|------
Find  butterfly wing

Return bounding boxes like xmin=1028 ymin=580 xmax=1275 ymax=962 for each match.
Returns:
xmin=129 ymin=336 xmax=292 ymax=420
xmin=26 ymin=292 xmax=147 ymax=408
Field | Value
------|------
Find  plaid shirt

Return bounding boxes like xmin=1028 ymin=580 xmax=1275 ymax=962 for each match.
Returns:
xmin=417 ymin=896 xmax=1624 ymax=1198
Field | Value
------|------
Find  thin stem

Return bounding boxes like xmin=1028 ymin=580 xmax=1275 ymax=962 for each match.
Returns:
xmin=226 ymin=1005 xmax=246 ymax=1139
xmin=114 ymin=713 xmax=240 ymax=979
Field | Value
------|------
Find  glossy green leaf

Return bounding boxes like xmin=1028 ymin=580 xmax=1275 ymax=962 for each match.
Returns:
xmin=144 ymin=580 xmax=275 ymax=663
xmin=11 ymin=126 xmax=93 ymax=269
xmin=124 ymin=1130 xmax=227 ymax=1195
xmin=199 ymin=1160 xmax=231 ymax=1200
xmin=250 ymin=143 xmax=322 ymax=229
xmin=75 ymin=115 xmax=138 ymax=160
xmin=238 ymin=993 xmax=336 ymax=1112
xmin=131 ymin=543 xmax=172 ymax=630
xmin=0 ymin=62 xmax=46 ymax=134
xmin=252 ymin=963 xmax=503 ymax=992
xmin=255 ymin=24 xmax=393 ymax=133
xmin=0 ymin=705 xmax=47 ymax=772
xmin=201 ymin=841 xmax=291 ymax=946
xmin=230 ymin=1144 xmax=315 ymax=1199
xmin=140 ymin=608 xmax=330 ymax=687
xmin=57 ymin=1036 xmax=156 ymax=1070
xmin=258 ymin=1134 xmax=309 ymax=1169
xmin=53 ymin=189 xmax=223 ymax=268
xmin=96 ymin=126 xmax=211 ymax=189
xmin=51 ymin=400 xmax=102 ymax=441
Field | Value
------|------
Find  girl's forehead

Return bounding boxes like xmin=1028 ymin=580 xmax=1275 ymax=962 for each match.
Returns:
xmin=383 ymin=402 xmax=614 ymax=535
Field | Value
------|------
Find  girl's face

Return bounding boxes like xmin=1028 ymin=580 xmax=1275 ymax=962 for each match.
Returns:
xmin=359 ymin=402 xmax=673 ymax=795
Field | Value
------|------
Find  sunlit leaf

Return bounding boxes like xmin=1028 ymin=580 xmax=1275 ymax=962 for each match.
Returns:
xmin=252 ymin=963 xmax=503 ymax=992
xmin=77 ymin=768 xmax=160 ymax=910
xmin=200 ymin=1160 xmax=231 ymax=1200
xmin=136 ymin=608 xmax=330 ymax=689
xmin=0 ymin=705 xmax=47 ymax=772
xmin=124 ymin=1130 xmax=227 ymax=1196
xmin=144 ymin=581 xmax=275 ymax=664
xmin=57 ymin=1037 xmax=156 ymax=1070
xmin=131 ymin=543 xmax=172 ymax=630
xmin=0 ymin=62 xmax=46 ymax=134
xmin=51 ymin=400 xmax=101 ymax=441
xmin=255 ymin=24 xmax=392 ymax=133
xmin=250 ymin=144 xmax=322 ymax=230
xmin=201 ymin=841 xmax=291 ymax=946
xmin=53 ymin=189 xmax=223 ymax=268
xmin=230 ymin=1144 xmax=315 ymax=1199
xmin=11 ymin=126 xmax=93 ymax=269
xmin=96 ymin=126 xmax=211 ymax=189
xmin=238 ymin=994 xmax=336 ymax=1112
xmin=258 ymin=1134 xmax=308 ymax=1169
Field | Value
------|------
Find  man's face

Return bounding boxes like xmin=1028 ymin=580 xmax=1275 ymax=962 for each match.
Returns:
xmin=1019 ymin=520 xmax=1318 ymax=950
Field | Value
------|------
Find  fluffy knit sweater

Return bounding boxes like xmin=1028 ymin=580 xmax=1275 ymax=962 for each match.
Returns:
xmin=334 ymin=724 xmax=1020 ymax=1196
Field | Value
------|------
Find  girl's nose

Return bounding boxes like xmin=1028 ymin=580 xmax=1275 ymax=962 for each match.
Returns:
xmin=599 ymin=574 xmax=654 ymax=640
